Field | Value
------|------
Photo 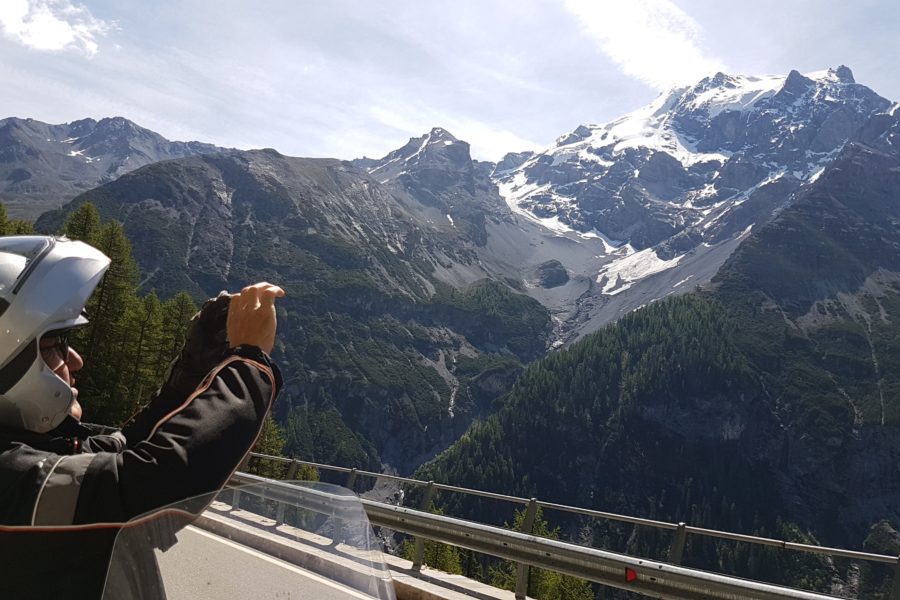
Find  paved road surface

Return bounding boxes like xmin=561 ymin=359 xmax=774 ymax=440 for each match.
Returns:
xmin=156 ymin=526 xmax=379 ymax=600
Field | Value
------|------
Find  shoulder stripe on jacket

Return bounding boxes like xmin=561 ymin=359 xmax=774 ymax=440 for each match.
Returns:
xmin=31 ymin=453 xmax=95 ymax=525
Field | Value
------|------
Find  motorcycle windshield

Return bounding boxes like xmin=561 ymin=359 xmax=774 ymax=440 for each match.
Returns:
xmin=101 ymin=478 xmax=396 ymax=600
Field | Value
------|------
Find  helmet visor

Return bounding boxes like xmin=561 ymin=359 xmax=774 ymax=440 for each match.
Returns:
xmin=0 ymin=237 xmax=54 ymax=296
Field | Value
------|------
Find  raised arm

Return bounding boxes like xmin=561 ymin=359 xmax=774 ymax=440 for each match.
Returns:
xmin=27 ymin=283 xmax=285 ymax=525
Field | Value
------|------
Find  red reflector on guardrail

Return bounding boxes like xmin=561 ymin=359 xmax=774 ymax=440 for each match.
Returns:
xmin=625 ymin=568 xmax=637 ymax=582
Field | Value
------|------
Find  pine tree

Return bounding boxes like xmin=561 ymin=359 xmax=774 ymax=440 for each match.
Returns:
xmin=153 ymin=292 xmax=198 ymax=382
xmin=0 ymin=203 xmax=31 ymax=235
xmin=62 ymin=202 xmax=101 ymax=243
xmin=8 ymin=221 xmax=33 ymax=234
xmin=0 ymin=203 xmax=9 ymax=235
xmin=123 ymin=291 xmax=164 ymax=417
xmin=70 ymin=219 xmax=140 ymax=424
xmin=399 ymin=502 xmax=463 ymax=575
xmin=488 ymin=506 xmax=594 ymax=600
xmin=249 ymin=415 xmax=288 ymax=479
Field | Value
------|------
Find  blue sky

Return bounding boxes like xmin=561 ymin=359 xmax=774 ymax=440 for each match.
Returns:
xmin=1 ymin=0 xmax=898 ymax=161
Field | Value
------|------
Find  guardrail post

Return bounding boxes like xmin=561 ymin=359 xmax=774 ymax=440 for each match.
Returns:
xmin=273 ymin=460 xmax=299 ymax=526
xmin=669 ymin=522 xmax=688 ymax=565
xmin=238 ymin=453 xmax=252 ymax=472
xmin=412 ymin=481 xmax=437 ymax=571
xmin=889 ymin=556 xmax=900 ymax=600
xmin=515 ymin=498 xmax=538 ymax=600
xmin=346 ymin=468 xmax=358 ymax=491
xmin=232 ymin=454 xmax=251 ymax=511
xmin=285 ymin=459 xmax=300 ymax=480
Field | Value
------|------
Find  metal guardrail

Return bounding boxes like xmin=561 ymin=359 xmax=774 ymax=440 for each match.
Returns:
xmin=242 ymin=453 xmax=900 ymax=599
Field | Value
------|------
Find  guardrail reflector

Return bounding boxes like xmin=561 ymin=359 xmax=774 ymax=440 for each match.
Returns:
xmin=625 ymin=568 xmax=637 ymax=582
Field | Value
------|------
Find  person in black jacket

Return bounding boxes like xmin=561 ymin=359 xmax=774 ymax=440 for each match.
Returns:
xmin=0 ymin=236 xmax=285 ymax=598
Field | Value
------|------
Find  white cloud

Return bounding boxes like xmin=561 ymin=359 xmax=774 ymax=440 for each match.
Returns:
xmin=0 ymin=0 xmax=111 ymax=55
xmin=451 ymin=121 xmax=543 ymax=162
xmin=563 ymin=0 xmax=725 ymax=90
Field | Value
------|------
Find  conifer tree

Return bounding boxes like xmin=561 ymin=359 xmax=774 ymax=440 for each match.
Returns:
xmin=0 ymin=203 xmax=9 ymax=235
xmin=123 ymin=291 xmax=164 ymax=417
xmin=249 ymin=415 xmax=288 ymax=479
xmin=9 ymin=221 xmax=33 ymax=234
xmin=0 ymin=204 xmax=35 ymax=235
xmin=153 ymin=292 xmax=198 ymax=381
xmin=62 ymin=202 xmax=101 ymax=243
xmin=488 ymin=506 xmax=594 ymax=600
xmin=74 ymin=221 xmax=139 ymax=423
xmin=398 ymin=502 xmax=463 ymax=575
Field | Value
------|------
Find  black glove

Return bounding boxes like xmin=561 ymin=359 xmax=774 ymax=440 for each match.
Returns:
xmin=172 ymin=291 xmax=231 ymax=387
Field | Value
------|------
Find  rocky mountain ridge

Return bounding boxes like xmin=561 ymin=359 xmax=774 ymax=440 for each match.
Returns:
xmin=349 ymin=67 xmax=895 ymax=346
xmin=5 ymin=66 xmax=894 ymax=347
xmin=35 ymin=148 xmax=551 ymax=473
xmin=0 ymin=116 xmax=222 ymax=218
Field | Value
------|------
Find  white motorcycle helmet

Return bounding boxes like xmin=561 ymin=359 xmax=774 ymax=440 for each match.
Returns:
xmin=0 ymin=236 xmax=110 ymax=433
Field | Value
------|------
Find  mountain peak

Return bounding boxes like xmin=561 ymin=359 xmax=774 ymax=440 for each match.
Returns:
xmin=695 ymin=71 xmax=738 ymax=93
xmin=367 ymin=127 xmax=471 ymax=180
xmin=804 ymin=65 xmax=856 ymax=85
xmin=68 ymin=117 xmax=97 ymax=129
xmin=95 ymin=116 xmax=145 ymax=135
xmin=428 ymin=127 xmax=458 ymax=143
xmin=493 ymin=65 xmax=890 ymax=305
xmin=832 ymin=65 xmax=855 ymax=83
xmin=778 ymin=69 xmax=815 ymax=98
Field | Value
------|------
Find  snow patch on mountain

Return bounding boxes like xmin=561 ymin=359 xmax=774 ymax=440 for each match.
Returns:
xmin=685 ymin=74 xmax=784 ymax=118
xmin=597 ymin=247 xmax=685 ymax=295
xmin=808 ymin=167 xmax=826 ymax=183
xmin=595 ymin=97 xmax=731 ymax=167
xmin=535 ymin=91 xmax=732 ymax=173
xmin=517 ymin=67 xmax=860 ymax=179
xmin=497 ymin=172 xmax=622 ymax=249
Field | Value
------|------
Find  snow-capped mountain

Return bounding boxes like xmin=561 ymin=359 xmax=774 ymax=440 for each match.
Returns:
xmin=496 ymin=67 xmax=886 ymax=245
xmin=489 ymin=66 xmax=892 ymax=338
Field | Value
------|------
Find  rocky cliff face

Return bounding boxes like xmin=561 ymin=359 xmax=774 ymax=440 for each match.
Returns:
xmin=708 ymin=112 xmax=900 ymax=541
xmin=0 ymin=116 xmax=222 ymax=218
xmin=359 ymin=127 xmax=510 ymax=250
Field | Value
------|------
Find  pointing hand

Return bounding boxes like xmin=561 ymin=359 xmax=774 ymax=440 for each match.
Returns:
xmin=226 ymin=282 xmax=285 ymax=355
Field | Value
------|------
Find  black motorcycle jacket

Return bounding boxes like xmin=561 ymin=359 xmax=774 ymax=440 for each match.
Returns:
xmin=0 ymin=293 xmax=283 ymax=599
